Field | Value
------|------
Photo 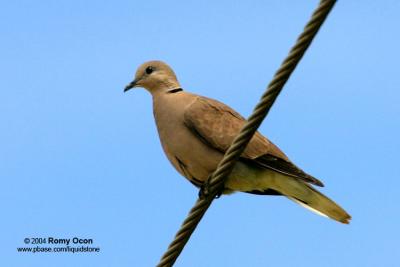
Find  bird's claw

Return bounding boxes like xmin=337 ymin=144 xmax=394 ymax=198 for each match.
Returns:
xmin=198 ymin=177 xmax=223 ymax=199
xmin=198 ymin=182 xmax=209 ymax=199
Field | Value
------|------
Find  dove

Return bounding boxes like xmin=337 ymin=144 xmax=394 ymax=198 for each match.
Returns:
xmin=124 ymin=60 xmax=351 ymax=224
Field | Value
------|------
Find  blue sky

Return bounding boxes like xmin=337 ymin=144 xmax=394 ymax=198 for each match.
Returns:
xmin=1 ymin=1 xmax=399 ymax=266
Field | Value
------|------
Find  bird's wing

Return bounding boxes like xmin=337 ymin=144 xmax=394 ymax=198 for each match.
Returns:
xmin=183 ymin=96 xmax=323 ymax=187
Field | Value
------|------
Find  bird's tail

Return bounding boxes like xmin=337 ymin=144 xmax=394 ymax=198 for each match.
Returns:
xmin=268 ymin=174 xmax=351 ymax=224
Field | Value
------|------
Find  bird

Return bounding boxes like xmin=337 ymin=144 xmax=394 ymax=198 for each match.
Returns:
xmin=124 ymin=60 xmax=351 ymax=224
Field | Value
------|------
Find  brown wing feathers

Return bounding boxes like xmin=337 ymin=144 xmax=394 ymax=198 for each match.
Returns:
xmin=183 ymin=96 xmax=323 ymax=187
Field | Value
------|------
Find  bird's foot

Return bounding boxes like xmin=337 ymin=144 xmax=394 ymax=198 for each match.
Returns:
xmin=198 ymin=177 xmax=223 ymax=199
xmin=198 ymin=183 xmax=209 ymax=199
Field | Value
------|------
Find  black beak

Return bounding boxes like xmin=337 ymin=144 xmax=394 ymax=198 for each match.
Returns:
xmin=124 ymin=79 xmax=139 ymax=92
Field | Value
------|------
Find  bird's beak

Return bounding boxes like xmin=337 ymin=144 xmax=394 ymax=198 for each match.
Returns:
xmin=124 ymin=78 xmax=139 ymax=92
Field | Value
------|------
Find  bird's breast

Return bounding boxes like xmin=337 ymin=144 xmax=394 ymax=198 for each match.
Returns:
xmin=152 ymin=93 xmax=222 ymax=182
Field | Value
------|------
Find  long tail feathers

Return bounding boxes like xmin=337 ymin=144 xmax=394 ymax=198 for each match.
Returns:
xmin=270 ymin=175 xmax=351 ymax=224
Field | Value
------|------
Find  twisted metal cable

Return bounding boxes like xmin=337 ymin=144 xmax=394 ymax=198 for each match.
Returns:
xmin=157 ymin=1 xmax=336 ymax=266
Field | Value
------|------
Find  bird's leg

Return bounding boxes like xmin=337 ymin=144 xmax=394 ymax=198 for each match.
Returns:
xmin=198 ymin=176 xmax=223 ymax=199
xmin=198 ymin=182 xmax=209 ymax=199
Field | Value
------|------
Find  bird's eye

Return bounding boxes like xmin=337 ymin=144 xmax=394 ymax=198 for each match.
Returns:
xmin=145 ymin=66 xmax=154 ymax=75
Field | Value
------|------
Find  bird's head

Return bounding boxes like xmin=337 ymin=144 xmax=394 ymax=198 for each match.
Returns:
xmin=124 ymin=60 xmax=181 ymax=93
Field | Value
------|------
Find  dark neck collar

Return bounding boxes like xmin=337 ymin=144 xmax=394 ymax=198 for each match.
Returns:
xmin=166 ymin=88 xmax=183 ymax=94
